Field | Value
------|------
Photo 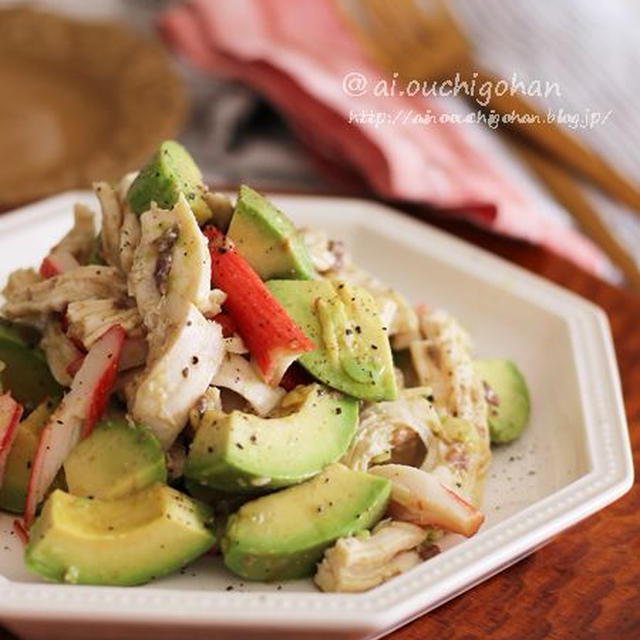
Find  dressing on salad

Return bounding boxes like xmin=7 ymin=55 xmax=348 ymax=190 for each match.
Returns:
xmin=0 ymin=141 xmax=531 ymax=591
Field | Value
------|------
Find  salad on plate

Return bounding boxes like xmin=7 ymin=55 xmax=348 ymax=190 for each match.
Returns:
xmin=0 ymin=142 xmax=530 ymax=592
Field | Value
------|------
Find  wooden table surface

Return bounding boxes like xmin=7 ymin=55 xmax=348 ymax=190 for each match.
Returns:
xmin=1 ymin=206 xmax=638 ymax=640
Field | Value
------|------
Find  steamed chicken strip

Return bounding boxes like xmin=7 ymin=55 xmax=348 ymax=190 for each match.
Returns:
xmin=2 ymin=266 xmax=127 ymax=319
xmin=66 ymin=298 xmax=144 ymax=349
xmin=315 ymin=520 xmax=427 ymax=592
xmin=115 ymin=172 xmax=142 ymax=274
xmin=211 ymin=353 xmax=285 ymax=416
xmin=300 ymin=228 xmax=345 ymax=273
xmin=94 ymin=182 xmax=124 ymax=269
xmin=189 ymin=385 xmax=223 ymax=429
xmin=127 ymin=195 xmax=224 ymax=448
xmin=118 ymin=210 xmax=141 ymax=275
xmin=342 ymin=388 xmax=438 ymax=471
xmin=116 ymin=171 xmax=138 ymax=202
xmin=408 ymin=310 xmax=491 ymax=500
xmin=1 ymin=269 xmax=44 ymax=329
xmin=2 ymin=268 xmax=41 ymax=300
xmin=51 ymin=204 xmax=96 ymax=264
xmin=128 ymin=195 xmax=213 ymax=320
xmin=130 ymin=301 xmax=224 ymax=449
xmin=40 ymin=320 xmax=84 ymax=387
xmin=410 ymin=309 xmax=490 ymax=444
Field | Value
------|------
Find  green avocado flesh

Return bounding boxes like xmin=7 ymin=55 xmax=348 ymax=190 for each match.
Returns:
xmin=0 ymin=400 xmax=55 ymax=513
xmin=227 ymin=185 xmax=316 ymax=280
xmin=25 ymin=484 xmax=215 ymax=586
xmin=185 ymin=384 xmax=358 ymax=493
xmin=126 ymin=140 xmax=211 ymax=224
xmin=267 ymin=279 xmax=397 ymax=401
xmin=64 ymin=420 xmax=167 ymax=500
xmin=473 ymin=359 xmax=530 ymax=444
xmin=0 ymin=319 xmax=62 ymax=414
xmin=222 ymin=463 xmax=391 ymax=581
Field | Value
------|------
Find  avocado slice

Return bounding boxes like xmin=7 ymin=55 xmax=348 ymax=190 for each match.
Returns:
xmin=0 ymin=319 xmax=62 ymax=414
xmin=0 ymin=399 xmax=56 ymax=513
xmin=126 ymin=140 xmax=212 ymax=224
xmin=227 ymin=185 xmax=316 ymax=280
xmin=64 ymin=419 xmax=167 ymax=500
xmin=473 ymin=359 xmax=531 ymax=444
xmin=185 ymin=384 xmax=358 ymax=493
xmin=222 ymin=463 xmax=391 ymax=581
xmin=267 ymin=280 xmax=397 ymax=401
xmin=25 ymin=484 xmax=215 ymax=585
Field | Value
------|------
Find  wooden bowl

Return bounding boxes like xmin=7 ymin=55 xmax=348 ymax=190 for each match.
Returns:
xmin=0 ymin=7 xmax=188 ymax=207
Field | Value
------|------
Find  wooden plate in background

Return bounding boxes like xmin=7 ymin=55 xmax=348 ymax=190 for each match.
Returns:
xmin=0 ymin=7 xmax=187 ymax=207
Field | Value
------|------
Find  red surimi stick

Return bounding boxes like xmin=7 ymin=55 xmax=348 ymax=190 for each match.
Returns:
xmin=205 ymin=228 xmax=314 ymax=385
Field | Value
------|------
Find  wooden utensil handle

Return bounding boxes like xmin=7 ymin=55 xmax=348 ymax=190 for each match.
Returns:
xmin=510 ymin=137 xmax=640 ymax=290
xmin=459 ymin=66 xmax=640 ymax=216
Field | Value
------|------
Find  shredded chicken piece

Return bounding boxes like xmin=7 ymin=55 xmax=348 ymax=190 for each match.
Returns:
xmin=126 ymin=196 xmax=223 ymax=448
xmin=118 ymin=336 xmax=148 ymax=371
xmin=223 ymin=334 xmax=248 ymax=354
xmin=314 ymin=520 xmax=426 ymax=592
xmin=391 ymin=303 xmax=428 ymax=350
xmin=392 ymin=327 xmax=422 ymax=351
xmin=380 ymin=300 xmax=400 ymax=337
xmin=203 ymin=191 xmax=234 ymax=228
xmin=128 ymin=196 xmax=212 ymax=323
xmin=2 ymin=266 xmax=127 ymax=319
xmin=118 ymin=211 xmax=141 ymax=274
xmin=66 ymin=298 xmax=144 ymax=349
xmin=300 ymin=228 xmax=344 ymax=272
xmin=200 ymin=289 xmax=227 ymax=318
xmin=94 ymin=182 xmax=124 ymax=269
xmin=127 ymin=205 xmax=165 ymax=320
xmin=40 ymin=321 xmax=83 ymax=386
xmin=407 ymin=310 xmax=491 ymax=502
xmin=342 ymin=387 xmax=437 ymax=471
xmin=131 ymin=301 xmax=224 ymax=449
xmin=410 ymin=309 xmax=489 ymax=446
xmin=2 ymin=268 xmax=41 ymax=300
xmin=342 ymin=309 xmax=491 ymax=506
xmin=52 ymin=204 xmax=96 ymax=264
xmin=211 ymin=353 xmax=285 ymax=416
xmin=116 ymin=171 xmax=138 ymax=203
xmin=189 ymin=386 xmax=223 ymax=431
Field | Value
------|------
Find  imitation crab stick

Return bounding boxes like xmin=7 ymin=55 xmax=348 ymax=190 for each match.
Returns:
xmin=23 ymin=325 xmax=125 ymax=526
xmin=0 ymin=393 xmax=24 ymax=489
xmin=205 ymin=227 xmax=314 ymax=385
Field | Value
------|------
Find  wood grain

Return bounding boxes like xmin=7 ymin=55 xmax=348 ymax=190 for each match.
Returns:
xmin=1 ymin=204 xmax=638 ymax=640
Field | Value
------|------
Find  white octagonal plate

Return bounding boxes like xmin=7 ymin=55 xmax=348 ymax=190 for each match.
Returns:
xmin=0 ymin=192 xmax=633 ymax=640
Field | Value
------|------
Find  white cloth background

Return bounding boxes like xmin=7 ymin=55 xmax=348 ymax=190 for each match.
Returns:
xmin=449 ymin=0 xmax=640 ymax=279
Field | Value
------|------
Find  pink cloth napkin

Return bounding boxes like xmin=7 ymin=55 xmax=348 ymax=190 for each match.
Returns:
xmin=160 ymin=0 xmax=609 ymax=275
